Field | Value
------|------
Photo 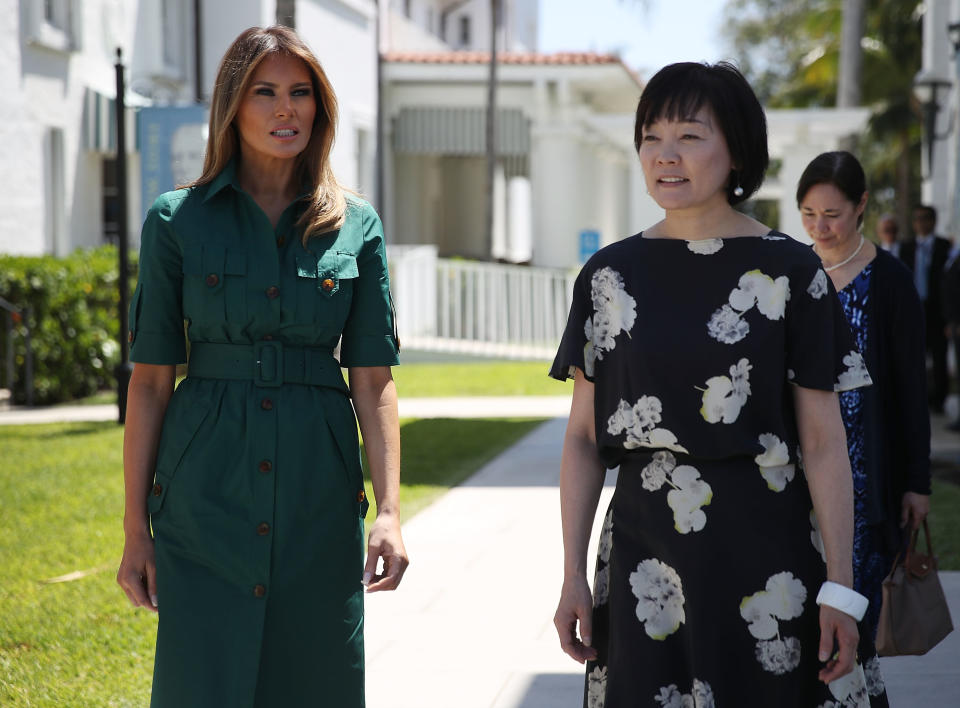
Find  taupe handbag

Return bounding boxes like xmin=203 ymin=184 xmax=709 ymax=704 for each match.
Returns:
xmin=875 ymin=520 xmax=954 ymax=656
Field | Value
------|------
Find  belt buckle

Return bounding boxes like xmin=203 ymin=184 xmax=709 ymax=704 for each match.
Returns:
xmin=254 ymin=340 xmax=283 ymax=387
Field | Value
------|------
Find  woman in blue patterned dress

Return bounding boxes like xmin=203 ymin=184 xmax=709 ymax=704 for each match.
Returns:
xmin=797 ymin=151 xmax=932 ymax=646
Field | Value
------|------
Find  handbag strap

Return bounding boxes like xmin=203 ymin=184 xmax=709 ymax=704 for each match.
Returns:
xmin=904 ymin=519 xmax=934 ymax=564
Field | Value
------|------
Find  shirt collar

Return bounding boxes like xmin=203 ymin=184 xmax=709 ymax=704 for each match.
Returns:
xmin=202 ymin=158 xmax=241 ymax=203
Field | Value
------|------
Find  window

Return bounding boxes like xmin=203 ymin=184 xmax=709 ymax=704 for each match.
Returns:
xmin=160 ymin=0 xmax=185 ymax=77
xmin=29 ymin=0 xmax=79 ymax=52
xmin=459 ymin=15 xmax=471 ymax=47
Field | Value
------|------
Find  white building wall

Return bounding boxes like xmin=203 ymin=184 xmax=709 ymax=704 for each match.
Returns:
xmin=0 ymin=0 xmax=147 ymax=256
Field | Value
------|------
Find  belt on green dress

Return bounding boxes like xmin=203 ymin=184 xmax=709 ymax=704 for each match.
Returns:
xmin=187 ymin=341 xmax=348 ymax=392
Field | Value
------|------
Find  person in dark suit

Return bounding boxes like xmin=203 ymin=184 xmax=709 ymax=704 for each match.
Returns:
xmin=899 ymin=204 xmax=952 ymax=412
xmin=941 ymin=243 xmax=960 ymax=430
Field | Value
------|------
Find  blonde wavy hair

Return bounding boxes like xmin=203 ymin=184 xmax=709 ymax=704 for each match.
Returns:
xmin=189 ymin=25 xmax=347 ymax=243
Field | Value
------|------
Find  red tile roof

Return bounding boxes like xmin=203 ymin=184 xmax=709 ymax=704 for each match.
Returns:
xmin=383 ymin=51 xmax=624 ymax=66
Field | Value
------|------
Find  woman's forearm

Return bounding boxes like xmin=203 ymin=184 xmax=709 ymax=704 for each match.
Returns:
xmin=560 ymin=432 xmax=606 ymax=579
xmin=122 ymin=365 xmax=175 ymax=537
xmin=349 ymin=367 xmax=401 ymax=517
xmin=794 ymin=386 xmax=854 ymax=587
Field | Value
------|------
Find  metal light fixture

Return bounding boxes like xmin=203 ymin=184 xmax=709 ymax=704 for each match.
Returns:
xmin=913 ymin=70 xmax=953 ymax=177
xmin=948 ymin=21 xmax=960 ymax=54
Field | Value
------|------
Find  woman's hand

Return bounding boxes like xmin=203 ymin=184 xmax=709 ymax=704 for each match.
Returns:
xmin=362 ymin=512 xmax=408 ymax=592
xmin=901 ymin=492 xmax=931 ymax=530
xmin=117 ymin=531 xmax=158 ymax=613
xmin=817 ymin=604 xmax=859 ymax=684
xmin=554 ymin=575 xmax=598 ymax=664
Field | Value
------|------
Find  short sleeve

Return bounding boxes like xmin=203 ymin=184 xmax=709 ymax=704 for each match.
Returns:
xmin=339 ymin=204 xmax=400 ymax=368
xmin=785 ymin=261 xmax=871 ymax=392
xmin=129 ymin=194 xmax=187 ymax=365
xmin=549 ymin=264 xmax=591 ymax=382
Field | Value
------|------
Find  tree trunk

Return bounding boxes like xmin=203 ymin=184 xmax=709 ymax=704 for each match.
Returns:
xmin=837 ymin=0 xmax=865 ymax=107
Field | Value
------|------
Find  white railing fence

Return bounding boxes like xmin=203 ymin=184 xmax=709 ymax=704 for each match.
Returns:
xmin=388 ymin=245 xmax=577 ymax=359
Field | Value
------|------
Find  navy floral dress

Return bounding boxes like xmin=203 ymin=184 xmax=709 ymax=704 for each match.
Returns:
xmin=551 ymin=233 xmax=889 ymax=708
xmin=836 ymin=262 xmax=891 ymax=643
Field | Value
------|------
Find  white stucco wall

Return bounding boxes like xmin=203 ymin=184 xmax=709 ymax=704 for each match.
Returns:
xmin=0 ymin=0 xmax=144 ymax=256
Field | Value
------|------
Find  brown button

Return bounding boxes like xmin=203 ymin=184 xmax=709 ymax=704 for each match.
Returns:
xmin=253 ymin=584 xmax=266 ymax=598
xmin=276 ymin=236 xmax=286 ymax=247
xmin=261 ymin=398 xmax=273 ymax=411
xmin=262 ymin=334 xmax=273 ymax=341
xmin=152 ymin=483 xmax=163 ymax=497
xmin=128 ymin=331 xmax=134 ymax=343
xmin=357 ymin=490 xmax=365 ymax=503
xmin=205 ymin=273 xmax=219 ymax=287
xmin=321 ymin=278 xmax=335 ymax=292
xmin=259 ymin=460 xmax=272 ymax=473
xmin=256 ymin=522 xmax=270 ymax=536
xmin=266 ymin=286 xmax=280 ymax=299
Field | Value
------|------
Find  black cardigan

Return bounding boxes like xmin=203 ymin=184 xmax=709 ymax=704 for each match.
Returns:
xmin=858 ymin=248 xmax=932 ymax=553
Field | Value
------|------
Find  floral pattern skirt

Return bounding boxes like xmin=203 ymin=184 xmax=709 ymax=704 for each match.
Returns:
xmin=584 ymin=452 xmax=888 ymax=708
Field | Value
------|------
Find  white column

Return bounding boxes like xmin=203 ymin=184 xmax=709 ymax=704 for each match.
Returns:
xmin=507 ymin=175 xmax=532 ymax=262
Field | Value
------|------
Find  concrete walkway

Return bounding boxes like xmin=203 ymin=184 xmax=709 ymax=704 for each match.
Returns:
xmin=0 ymin=396 xmax=574 ymax=425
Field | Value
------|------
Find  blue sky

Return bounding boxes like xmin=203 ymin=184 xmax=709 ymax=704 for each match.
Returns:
xmin=538 ymin=0 xmax=732 ymax=78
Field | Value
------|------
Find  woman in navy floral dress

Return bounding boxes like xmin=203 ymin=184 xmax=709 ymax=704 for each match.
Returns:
xmin=797 ymin=151 xmax=932 ymax=646
xmin=551 ymin=64 xmax=888 ymax=707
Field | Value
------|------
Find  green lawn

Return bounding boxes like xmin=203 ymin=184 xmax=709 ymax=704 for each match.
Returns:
xmin=73 ymin=359 xmax=568 ymax=406
xmin=930 ymin=478 xmax=960 ymax=570
xmin=0 ymin=417 xmax=544 ymax=706
xmin=392 ymin=360 xmax=567 ymax=397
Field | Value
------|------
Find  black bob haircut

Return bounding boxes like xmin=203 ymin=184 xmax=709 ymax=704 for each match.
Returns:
xmin=796 ymin=151 xmax=867 ymax=227
xmin=633 ymin=62 xmax=768 ymax=206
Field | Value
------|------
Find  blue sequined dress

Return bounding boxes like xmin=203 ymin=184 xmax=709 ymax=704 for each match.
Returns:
xmin=836 ymin=262 xmax=891 ymax=640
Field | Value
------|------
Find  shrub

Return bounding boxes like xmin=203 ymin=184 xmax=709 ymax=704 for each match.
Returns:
xmin=0 ymin=246 xmax=137 ymax=405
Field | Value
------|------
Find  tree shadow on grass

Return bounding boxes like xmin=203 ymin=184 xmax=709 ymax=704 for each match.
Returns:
xmin=9 ymin=421 xmax=117 ymax=440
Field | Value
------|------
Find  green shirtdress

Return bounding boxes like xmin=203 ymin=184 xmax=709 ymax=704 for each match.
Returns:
xmin=129 ymin=161 xmax=399 ymax=708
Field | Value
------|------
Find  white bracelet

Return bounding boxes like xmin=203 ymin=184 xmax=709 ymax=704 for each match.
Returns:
xmin=816 ymin=581 xmax=869 ymax=621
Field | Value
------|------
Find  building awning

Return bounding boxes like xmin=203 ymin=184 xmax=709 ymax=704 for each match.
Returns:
xmin=392 ymin=106 xmax=530 ymax=156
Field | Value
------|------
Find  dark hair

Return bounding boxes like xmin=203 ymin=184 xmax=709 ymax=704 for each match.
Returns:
xmin=633 ymin=61 xmax=768 ymax=205
xmin=913 ymin=204 xmax=937 ymax=222
xmin=795 ymin=151 xmax=867 ymax=227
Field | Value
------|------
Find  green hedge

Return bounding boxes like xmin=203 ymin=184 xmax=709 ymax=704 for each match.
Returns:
xmin=0 ymin=246 xmax=137 ymax=405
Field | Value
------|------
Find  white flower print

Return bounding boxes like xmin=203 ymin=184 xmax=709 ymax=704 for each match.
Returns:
xmin=699 ymin=358 xmax=752 ymax=423
xmin=807 ymin=268 xmax=829 ymax=300
xmin=787 ymin=368 xmax=796 ymax=381
xmin=755 ymin=637 xmax=802 ymax=675
xmin=630 ymin=558 xmax=686 ymax=640
xmin=597 ymin=509 xmax=613 ymax=564
xmin=835 ymin=350 xmax=872 ymax=391
xmin=593 ymin=564 xmax=609 ymax=607
xmin=826 ymin=663 xmax=870 ymax=707
xmin=666 ymin=466 xmax=712 ymax=534
xmin=587 ymin=665 xmax=607 ymax=708
xmin=762 ymin=234 xmax=787 ymax=241
xmin=755 ymin=433 xmax=796 ymax=492
xmin=707 ymin=270 xmax=790 ymax=344
xmin=641 ymin=451 xmax=675 ymax=491
xmin=707 ymin=304 xmax=751 ymax=344
xmin=638 ymin=452 xmax=712 ymax=533
xmin=686 ymin=238 xmax=724 ymax=255
xmin=740 ymin=572 xmax=807 ymax=675
xmin=810 ymin=509 xmax=827 ymax=563
xmin=654 ymin=679 xmax=715 ymax=708
xmin=862 ymin=655 xmax=885 ymax=697
xmin=729 ymin=270 xmax=790 ymax=320
xmin=607 ymin=396 xmax=689 ymax=454
xmin=583 ymin=267 xmax=636 ymax=376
